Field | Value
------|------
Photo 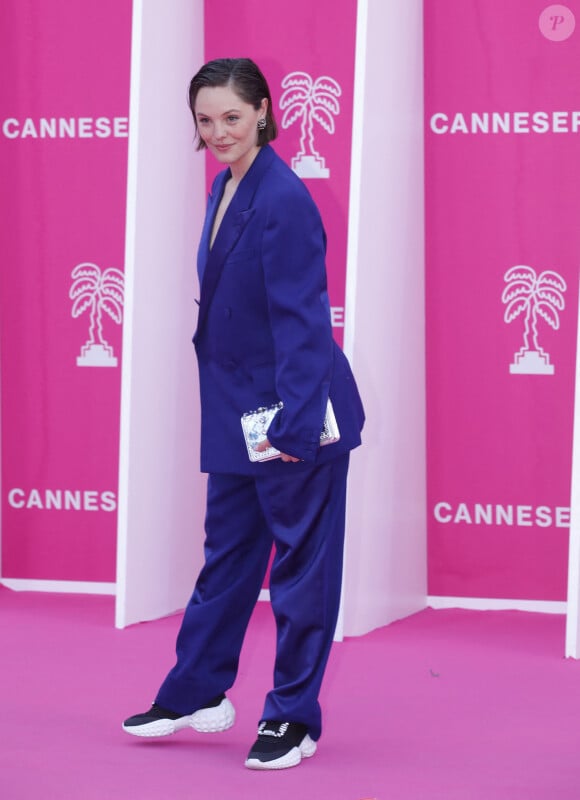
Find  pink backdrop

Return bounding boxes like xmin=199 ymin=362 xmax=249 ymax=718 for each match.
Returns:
xmin=203 ymin=0 xmax=357 ymax=591
xmin=425 ymin=0 xmax=580 ymax=600
xmin=203 ymin=0 xmax=357 ymax=347
xmin=0 ymin=1 xmax=132 ymax=582
xmin=7 ymin=1 xmax=576 ymax=604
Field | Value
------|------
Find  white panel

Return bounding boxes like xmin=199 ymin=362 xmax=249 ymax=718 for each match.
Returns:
xmin=342 ymin=0 xmax=427 ymax=636
xmin=1 ymin=579 xmax=116 ymax=595
xmin=116 ymin=0 xmax=206 ymax=627
xmin=429 ymin=596 xmax=566 ymax=615
xmin=566 ymin=282 xmax=580 ymax=657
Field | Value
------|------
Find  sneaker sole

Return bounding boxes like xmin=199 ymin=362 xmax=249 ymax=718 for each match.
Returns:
xmin=122 ymin=698 xmax=236 ymax=738
xmin=191 ymin=697 xmax=236 ymax=733
xmin=244 ymin=734 xmax=317 ymax=770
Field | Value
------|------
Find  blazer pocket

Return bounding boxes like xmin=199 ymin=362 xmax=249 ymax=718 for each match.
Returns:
xmin=249 ymin=362 xmax=276 ymax=396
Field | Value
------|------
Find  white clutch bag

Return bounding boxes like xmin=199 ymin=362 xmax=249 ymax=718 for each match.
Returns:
xmin=241 ymin=398 xmax=340 ymax=462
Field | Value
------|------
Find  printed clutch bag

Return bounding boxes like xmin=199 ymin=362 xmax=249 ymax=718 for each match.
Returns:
xmin=241 ymin=398 xmax=340 ymax=462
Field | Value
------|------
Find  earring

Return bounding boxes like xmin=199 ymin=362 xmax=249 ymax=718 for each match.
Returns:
xmin=257 ymin=118 xmax=267 ymax=130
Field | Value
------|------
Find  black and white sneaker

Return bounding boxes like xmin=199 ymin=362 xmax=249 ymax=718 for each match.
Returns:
xmin=245 ymin=720 xmax=317 ymax=770
xmin=122 ymin=693 xmax=235 ymax=737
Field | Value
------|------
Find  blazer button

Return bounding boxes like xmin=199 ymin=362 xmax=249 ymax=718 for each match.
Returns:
xmin=224 ymin=307 xmax=232 ymax=319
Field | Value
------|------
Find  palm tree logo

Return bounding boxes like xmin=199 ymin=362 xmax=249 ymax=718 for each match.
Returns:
xmin=70 ymin=262 xmax=124 ymax=367
xmin=502 ymin=265 xmax=566 ymax=374
xmin=279 ymin=71 xmax=341 ymax=178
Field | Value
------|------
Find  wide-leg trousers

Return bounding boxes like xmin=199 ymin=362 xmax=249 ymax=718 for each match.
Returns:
xmin=155 ymin=452 xmax=350 ymax=741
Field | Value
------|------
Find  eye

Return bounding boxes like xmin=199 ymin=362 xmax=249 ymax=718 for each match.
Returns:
xmin=227 ymin=115 xmax=239 ymax=123
xmin=198 ymin=117 xmax=210 ymax=125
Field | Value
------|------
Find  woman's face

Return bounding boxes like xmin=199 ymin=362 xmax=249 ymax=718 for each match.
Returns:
xmin=194 ymin=84 xmax=267 ymax=177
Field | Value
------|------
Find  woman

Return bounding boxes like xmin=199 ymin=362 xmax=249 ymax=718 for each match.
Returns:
xmin=123 ymin=58 xmax=364 ymax=771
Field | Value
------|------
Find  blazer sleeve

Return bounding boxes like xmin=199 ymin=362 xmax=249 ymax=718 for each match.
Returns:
xmin=260 ymin=181 xmax=334 ymax=461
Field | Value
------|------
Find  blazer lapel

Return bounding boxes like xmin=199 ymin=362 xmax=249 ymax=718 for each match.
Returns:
xmin=196 ymin=145 xmax=276 ymax=337
xmin=197 ymin=170 xmax=228 ymax=284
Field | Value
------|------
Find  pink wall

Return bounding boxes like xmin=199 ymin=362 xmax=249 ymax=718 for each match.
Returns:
xmin=203 ymin=0 xmax=357 ymax=595
xmin=0 ymin=1 xmax=132 ymax=582
xmin=115 ymin=0 xmax=208 ymax=627
xmin=204 ymin=0 xmax=357 ymax=346
xmin=342 ymin=0 xmax=427 ymax=636
xmin=425 ymin=0 xmax=580 ymax=601
xmin=5 ymin=0 xmax=577 ymax=609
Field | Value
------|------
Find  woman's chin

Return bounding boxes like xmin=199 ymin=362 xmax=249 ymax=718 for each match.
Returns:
xmin=210 ymin=145 xmax=235 ymax=162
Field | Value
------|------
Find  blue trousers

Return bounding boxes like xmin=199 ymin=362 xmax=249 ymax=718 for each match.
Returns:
xmin=155 ymin=453 xmax=349 ymax=741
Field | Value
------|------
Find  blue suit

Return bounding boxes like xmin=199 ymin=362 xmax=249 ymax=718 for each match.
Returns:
xmin=156 ymin=145 xmax=364 ymax=740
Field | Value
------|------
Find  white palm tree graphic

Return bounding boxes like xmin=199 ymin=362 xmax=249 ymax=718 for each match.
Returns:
xmin=502 ymin=265 xmax=566 ymax=374
xmin=70 ymin=262 xmax=124 ymax=367
xmin=279 ymin=71 xmax=341 ymax=178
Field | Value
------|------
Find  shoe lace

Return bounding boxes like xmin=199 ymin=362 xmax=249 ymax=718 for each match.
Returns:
xmin=258 ymin=721 xmax=289 ymax=738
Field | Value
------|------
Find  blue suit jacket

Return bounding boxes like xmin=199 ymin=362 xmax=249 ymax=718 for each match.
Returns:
xmin=193 ymin=145 xmax=364 ymax=475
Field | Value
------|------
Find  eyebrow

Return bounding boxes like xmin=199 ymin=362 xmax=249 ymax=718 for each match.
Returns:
xmin=195 ymin=108 xmax=241 ymax=118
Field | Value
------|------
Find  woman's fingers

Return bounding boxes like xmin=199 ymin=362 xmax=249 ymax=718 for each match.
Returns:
xmin=253 ymin=438 xmax=299 ymax=462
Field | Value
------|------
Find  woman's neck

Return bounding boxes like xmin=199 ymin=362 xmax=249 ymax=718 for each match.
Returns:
xmin=229 ymin=145 xmax=261 ymax=185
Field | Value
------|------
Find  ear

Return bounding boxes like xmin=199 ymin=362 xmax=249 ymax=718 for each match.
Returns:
xmin=260 ymin=97 xmax=268 ymax=116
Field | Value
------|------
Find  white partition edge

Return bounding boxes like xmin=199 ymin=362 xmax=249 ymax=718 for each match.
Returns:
xmin=116 ymin=0 xmax=206 ymax=628
xmin=342 ymin=0 xmax=367 ymax=368
xmin=1 ymin=579 xmax=116 ymax=595
xmin=431 ymin=596 xmax=566 ymax=615
xmin=334 ymin=0 xmax=369 ymax=643
xmin=341 ymin=0 xmax=427 ymax=637
xmin=114 ymin=0 xmax=142 ymax=628
xmin=565 ymin=278 xmax=580 ymax=657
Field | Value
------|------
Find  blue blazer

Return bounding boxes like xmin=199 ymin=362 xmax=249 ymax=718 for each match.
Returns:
xmin=193 ymin=145 xmax=364 ymax=475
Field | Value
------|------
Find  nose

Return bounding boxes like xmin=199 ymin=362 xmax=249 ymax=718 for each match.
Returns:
xmin=213 ymin=121 xmax=227 ymax=140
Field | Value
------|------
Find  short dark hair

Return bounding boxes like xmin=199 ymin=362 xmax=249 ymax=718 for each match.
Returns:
xmin=188 ymin=58 xmax=278 ymax=150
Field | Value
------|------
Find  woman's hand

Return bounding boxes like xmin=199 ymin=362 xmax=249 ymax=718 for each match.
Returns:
xmin=254 ymin=439 xmax=300 ymax=462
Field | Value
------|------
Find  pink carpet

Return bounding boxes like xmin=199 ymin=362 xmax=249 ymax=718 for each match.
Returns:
xmin=1 ymin=585 xmax=580 ymax=799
